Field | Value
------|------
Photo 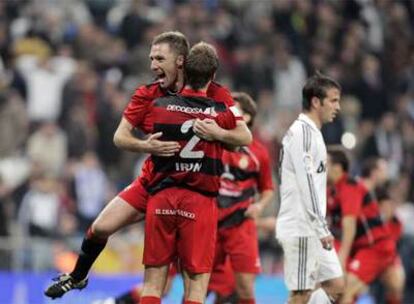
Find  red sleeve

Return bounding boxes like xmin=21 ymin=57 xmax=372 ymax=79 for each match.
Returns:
xmin=215 ymin=106 xmax=236 ymax=130
xmin=339 ymin=184 xmax=363 ymax=216
xmin=123 ymin=84 xmax=158 ymax=128
xmin=256 ymin=143 xmax=274 ymax=192
xmin=207 ymin=82 xmax=243 ymax=121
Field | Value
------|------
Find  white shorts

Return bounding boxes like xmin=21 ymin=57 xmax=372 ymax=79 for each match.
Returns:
xmin=278 ymin=236 xmax=343 ymax=291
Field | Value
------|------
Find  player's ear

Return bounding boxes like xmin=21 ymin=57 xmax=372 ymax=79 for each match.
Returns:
xmin=176 ymin=55 xmax=184 ymax=69
xmin=311 ymin=96 xmax=320 ymax=109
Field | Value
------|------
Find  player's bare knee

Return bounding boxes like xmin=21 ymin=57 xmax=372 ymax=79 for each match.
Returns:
xmin=236 ymin=281 xmax=254 ymax=299
xmin=323 ymin=277 xmax=345 ymax=301
xmin=90 ymin=219 xmax=112 ymax=239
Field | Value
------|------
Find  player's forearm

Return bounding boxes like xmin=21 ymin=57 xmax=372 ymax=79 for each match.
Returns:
xmin=216 ymin=121 xmax=252 ymax=146
xmin=113 ymin=118 xmax=148 ymax=153
xmin=113 ymin=133 xmax=148 ymax=153
xmin=340 ymin=216 xmax=357 ymax=258
xmin=256 ymin=190 xmax=274 ymax=210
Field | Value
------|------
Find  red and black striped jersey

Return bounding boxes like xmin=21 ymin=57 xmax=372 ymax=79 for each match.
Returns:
xmin=144 ymin=88 xmax=236 ymax=196
xmin=122 ymin=81 xmax=242 ymax=186
xmin=218 ymin=139 xmax=274 ymax=228
xmin=327 ymin=174 xmax=391 ymax=250
xmin=386 ymin=216 xmax=402 ymax=243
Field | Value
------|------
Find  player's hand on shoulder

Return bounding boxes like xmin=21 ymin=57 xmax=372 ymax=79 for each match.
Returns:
xmin=193 ymin=118 xmax=224 ymax=141
xmin=144 ymin=132 xmax=180 ymax=157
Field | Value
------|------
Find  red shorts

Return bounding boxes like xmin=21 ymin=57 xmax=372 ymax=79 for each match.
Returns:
xmin=208 ymin=255 xmax=235 ymax=297
xmin=118 ymin=178 xmax=149 ymax=212
xmin=347 ymin=239 xmax=396 ymax=284
xmin=215 ymin=219 xmax=260 ymax=273
xmin=143 ymin=187 xmax=218 ymax=273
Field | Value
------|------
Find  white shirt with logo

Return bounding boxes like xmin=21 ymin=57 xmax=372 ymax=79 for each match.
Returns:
xmin=276 ymin=113 xmax=331 ymax=239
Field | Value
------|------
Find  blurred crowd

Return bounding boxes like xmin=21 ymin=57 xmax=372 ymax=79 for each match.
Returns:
xmin=0 ymin=0 xmax=413 ymax=300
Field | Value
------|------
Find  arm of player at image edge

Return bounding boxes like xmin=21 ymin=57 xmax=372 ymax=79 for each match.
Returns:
xmin=289 ymin=133 xmax=333 ymax=248
xmin=193 ymin=118 xmax=252 ymax=147
xmin=113 ymin=117 xmax=180 ymax=157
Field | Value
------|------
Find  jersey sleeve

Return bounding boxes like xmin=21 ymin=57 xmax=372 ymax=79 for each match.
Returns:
xmin=207 ymin=82 xmax=243 ymax=121
xmin=288 ymin=127 xmax=331 ymax=239
xmin=257 ymin=145 xmax=274 ymax=192
xmin=123 ymin=85 xmax=153 ymax=128
xmin=215 ymin=106 xmax=237 ymax=130
xmin=339 ymin=184 xmax=363 ymax=217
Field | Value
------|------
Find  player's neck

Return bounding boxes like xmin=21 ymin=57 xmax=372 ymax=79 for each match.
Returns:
xmin=174 ymin=72 xmax=185 ymax=92
xmin=184 ymin=82 xmax=209 ymax=93
xmin=303 ymin=111 xmax=322 ymax=129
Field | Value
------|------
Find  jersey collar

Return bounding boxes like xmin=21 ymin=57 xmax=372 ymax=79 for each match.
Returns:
xmin=181 ymin=88 xmax=207 ymax=98
xmin=298 ymin=113 xmax=319 ymax=131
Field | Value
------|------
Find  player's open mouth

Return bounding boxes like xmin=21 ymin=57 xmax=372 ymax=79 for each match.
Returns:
xmin=156 ymin=72 xmax=166 ymax=84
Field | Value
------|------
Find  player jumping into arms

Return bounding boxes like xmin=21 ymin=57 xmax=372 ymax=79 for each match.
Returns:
xmin=44 ymin=31 xmax=251 ymax=300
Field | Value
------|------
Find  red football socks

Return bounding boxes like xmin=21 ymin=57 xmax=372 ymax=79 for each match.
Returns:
xmin=141 ymin=296 xmax=161 ymax=304
xmin=183 ymin=301 xmax=202 ymax=304
xmin=238 ymin=299 xmax=255 ymax=304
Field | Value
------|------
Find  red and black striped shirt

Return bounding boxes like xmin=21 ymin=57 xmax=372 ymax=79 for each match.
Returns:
xmin=123 ymin=81 xmax=242 ymax=187
xmin=144 ymin=88 xmax=236 ymax=196
xmin=218 ymin=139 xmax=274 ymax=228
xmin=327 ymin=174 xmax=390 ymax=250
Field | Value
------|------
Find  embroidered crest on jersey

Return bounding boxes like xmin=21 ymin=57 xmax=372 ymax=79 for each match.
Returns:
xmin=317 ymin=161 xmax=327 ymax=173
xmin=238 ymin=155 xmax=249 ymax=169
xmin=303 ymin=153 xmax=314 ymax=173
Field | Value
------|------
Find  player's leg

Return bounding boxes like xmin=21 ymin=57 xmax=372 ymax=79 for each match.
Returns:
xmin=182 ymin=270 xmax=211 ymax=303
xmin=278 ymin=237 xmax=320 ymax=304
xmin=95 ymin=265 xmax=177 ymax=304
xmin=224 ymin=220 xmax=260 ymax=303
xmin=380 ymin=257 xmax=405 ymax=304
xmin=340 ymin=273 xmax=366 ymax=304
xmin=208 ymin=251 xmax=236 ymax=303
xmin=341 ymin=239 xmax=396 ymax=304
xmin=141 ymin=188 xmax=178 ymax=303
xmin=141 ymin=265 xmax=170 ymax=302
xmin=45 ymin=180 xmax=148 ymax=299
xmin=234 ymin=273 xmax=255 ymax=303
xmin=309 ymin=242 xmax=344 ymax=304
xmin=179 ymin=190 xmax=218 ymax=303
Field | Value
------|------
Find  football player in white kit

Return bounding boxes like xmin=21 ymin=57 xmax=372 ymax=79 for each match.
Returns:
xmin=276 ymin=73 xmax=344 ymax=304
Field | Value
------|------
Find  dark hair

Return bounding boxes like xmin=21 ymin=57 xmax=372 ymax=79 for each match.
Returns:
xmin=376 ymin=186 xmax=391 ymax=202
xmin=185 ymin=42 xmax=219 ymax=90
xmin=152 ymin=31 xmax=189 ymax=57
xmin=360 ymin=157 xmax=379 ymax=178
xmin=232 ymin=92 xmax=257 ymax=127
xmin=327 ymin=147 xmax=349 ymax=172
xmin=302 ymin=72 xmax=341 ymax=111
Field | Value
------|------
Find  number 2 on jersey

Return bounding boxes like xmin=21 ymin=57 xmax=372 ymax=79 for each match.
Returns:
xmin=180 ymin=119 xmax=205 ymax=159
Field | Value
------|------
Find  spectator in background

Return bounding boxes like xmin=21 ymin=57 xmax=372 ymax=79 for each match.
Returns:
xmin=18 ymin=174 xmax=68 ymax=270
xmin=26 ymin=122 xmax=67 ymax=177
xmin=72 ymin=151 xmax=109 ymax=233
xmin=14 ymin=40 xmax=76 ymax=123
xmin=361 ymin=112 xmax=403 ymax=180
xmin=233 ymin=42 xmax=273 ymax=99
xmin=0 ymin=88 xmax=28 ymax=159
xmin=353 ymin=54 xmax=388 ymax=121
xmin=272 ymin=36 xmax=306 ymax=112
